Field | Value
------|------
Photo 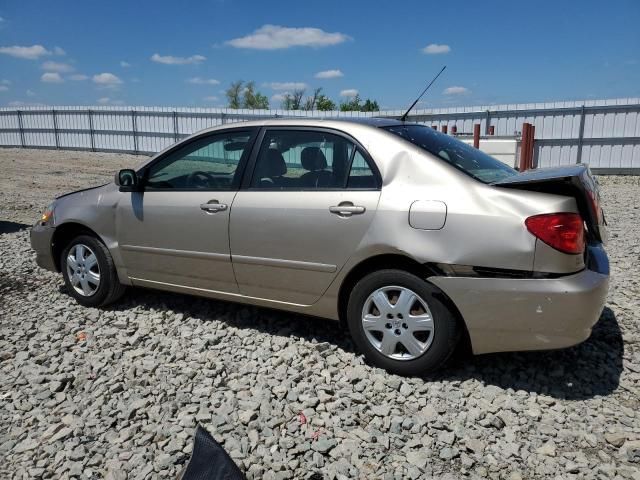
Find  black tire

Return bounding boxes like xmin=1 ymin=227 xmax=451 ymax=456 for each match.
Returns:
xmin=60 ymin=234 xmax=126 ymax=307
xmin=346 ymin=269 xmax=460 ymax=376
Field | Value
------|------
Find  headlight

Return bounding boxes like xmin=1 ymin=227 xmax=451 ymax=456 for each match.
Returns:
xmin=40 ymin=202 xmax=56 ymax=225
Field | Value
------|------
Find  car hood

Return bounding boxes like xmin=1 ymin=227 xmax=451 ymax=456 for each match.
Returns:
xmin=56 ymin=183 xmax=110 ymax=200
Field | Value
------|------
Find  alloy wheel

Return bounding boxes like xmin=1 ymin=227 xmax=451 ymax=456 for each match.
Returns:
xmin=361 ymin=285 xmax=435 ymax=360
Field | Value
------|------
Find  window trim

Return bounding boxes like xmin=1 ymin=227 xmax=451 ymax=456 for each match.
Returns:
xmin=138 ymin=127 xmax=259 ymax=192
xmin=239 ymin=126 xmax=382 ymax=192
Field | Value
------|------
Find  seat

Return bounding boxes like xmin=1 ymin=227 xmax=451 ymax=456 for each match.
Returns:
xmin=254 ymin=149 xmax=287 ymax=187
xmin=300 ymin=147 xmax=334 ymax=188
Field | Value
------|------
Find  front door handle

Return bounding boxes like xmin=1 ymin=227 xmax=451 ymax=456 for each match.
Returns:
xmin=329 ymin=202 xmax=366 ymax=217
xmin=200 ymin=200 xmax=228 ymax=213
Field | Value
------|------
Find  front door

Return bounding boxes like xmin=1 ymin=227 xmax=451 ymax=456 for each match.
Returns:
xmin=116 ymin=128 xmax=257 ymax=293
xmin=230 ymin=128 xmax=381 ymax=305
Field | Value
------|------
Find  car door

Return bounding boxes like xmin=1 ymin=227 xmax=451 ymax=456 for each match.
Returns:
xmin=230 ymin=127 xmax=381 ymax=305
xmin=115 ymin=128 xmax=257 ymax=293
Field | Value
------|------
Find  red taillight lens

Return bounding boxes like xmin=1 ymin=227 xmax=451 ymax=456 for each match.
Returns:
xmin=525 ymin=213 xmax=585 ymax=254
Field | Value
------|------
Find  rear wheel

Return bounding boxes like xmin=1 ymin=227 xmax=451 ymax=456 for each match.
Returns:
xmin=346 ymin=269 xmax=459 ymax=376
xmin=61 ymin=234 xmax=125 ymax=307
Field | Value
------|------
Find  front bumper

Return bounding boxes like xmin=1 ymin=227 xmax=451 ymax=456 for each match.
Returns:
xmin=430 ymin=245 xmax=610 ymax=355
xmin=30 ymin=222 xmax=57 ymax=272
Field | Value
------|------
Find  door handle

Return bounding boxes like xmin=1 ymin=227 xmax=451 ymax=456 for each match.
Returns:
xmin=329 ymin=203 xmax=366 ymax=217
xmin=200 ymin=200 xmax=228 ymax=213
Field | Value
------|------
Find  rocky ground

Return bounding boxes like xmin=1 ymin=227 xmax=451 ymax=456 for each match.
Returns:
xmin=0 ymin=148 xmax=639 ymax=479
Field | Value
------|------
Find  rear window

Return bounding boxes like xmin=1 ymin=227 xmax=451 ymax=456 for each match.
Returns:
xmin=383 ymin=124 xmax=517 ymax=183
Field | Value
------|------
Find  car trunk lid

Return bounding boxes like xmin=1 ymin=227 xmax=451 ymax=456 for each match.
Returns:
xmin=492 ymin=164 xmax=606 ymax=244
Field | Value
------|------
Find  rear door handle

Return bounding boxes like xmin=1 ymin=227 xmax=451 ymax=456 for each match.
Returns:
xmin=200 ymin=200 xmax=228 ymax=213
xmin=329 ymin=203 xmax=366 ymax=217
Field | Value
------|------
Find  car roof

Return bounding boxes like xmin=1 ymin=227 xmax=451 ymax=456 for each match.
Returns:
xmin=196 ymin=116 xmax=414 ymax=134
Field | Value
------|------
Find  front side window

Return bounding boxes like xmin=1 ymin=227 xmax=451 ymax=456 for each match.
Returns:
xmin=145 ymin=131 xmax=253 ymax=190
xmin=251 ymin=130 xmax=377 ymax=189
xmin=383 ymin=125 xmax=516 ymax=183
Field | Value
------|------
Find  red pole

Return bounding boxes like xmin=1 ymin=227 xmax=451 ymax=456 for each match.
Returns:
xmin=488 ymin=125 xmax=495 ymax=136
xmin=442 ymin=125 xmax=448 ymax=134
xmin=451 ymin=125 xmax=457 ymax=135
xmin=432 ymin=125 xmax=438 ymax=130
xmin=520 ymin=123 xmax=530 ymax=171
xmin=528 ymin=125 xmax=536 ymax=169
xmin=473 ymin=123 xmax=480 ymax=149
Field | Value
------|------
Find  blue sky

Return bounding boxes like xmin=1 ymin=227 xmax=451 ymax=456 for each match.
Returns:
xmin=0 ymin=0 xmax=638 ymax=109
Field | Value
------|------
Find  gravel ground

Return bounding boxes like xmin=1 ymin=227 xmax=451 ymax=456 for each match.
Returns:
xmin=1 ymin=148 xmax=639 ymax=479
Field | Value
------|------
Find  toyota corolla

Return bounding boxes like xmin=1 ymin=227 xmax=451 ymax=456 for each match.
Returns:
xmin=30 ymin=118 xmax=609 ymax=375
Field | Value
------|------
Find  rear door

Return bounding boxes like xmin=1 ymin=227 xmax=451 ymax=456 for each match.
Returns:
xmin=229 ymin=128 xmax=381 ymax=305
xmin=115 ymin=128 xmax=257 ymax=293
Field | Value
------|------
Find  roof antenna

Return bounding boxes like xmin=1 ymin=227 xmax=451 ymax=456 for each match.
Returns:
xmin=399 ymin=65 xmax=446 ymax=122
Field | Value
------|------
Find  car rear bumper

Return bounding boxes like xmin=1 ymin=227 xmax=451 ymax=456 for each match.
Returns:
xmin=429 ymin=245 xmax=609 ymax=355
xmin=30 ymin=223 xmax=57 ymax=272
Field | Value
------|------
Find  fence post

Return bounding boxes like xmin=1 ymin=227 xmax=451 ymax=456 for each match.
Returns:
xmin=173 ymin=111 xmax=179 ymax=143
xmin=488 ymin=125 xmax=495 ymax=136
xmin=520 ymin=123 xmax=530 ymax=171
xmin=52 ymin=109 xmax=60 ymax=149
xmin=431 ymin=125 xmax=438 ymax=130
xmin=88 ymin=110 xmax=96 ymax=152
xmin=16 ymin=110 xmax=26 ymax=148
xmin=485 ymin=110 xmax=491 ymax=135
xmin=131 ymin=110 xmax=138 ymax=154
xmin=442 ymin=125 xmax=448 ymax=134
xmin=529 ymin=124 xmax=536 ymax=169
xmin=473 ymin=124 xmax=481 ymax=148
xmin=221 ymin=112 xmax=226 ymax=125
xmin=576 ymin=105 xmax=586 ymax=164
xmin=451 ymin=125 xmax=457 ymax=135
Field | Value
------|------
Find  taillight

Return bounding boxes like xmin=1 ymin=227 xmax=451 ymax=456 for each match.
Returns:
xmin=525 ymin=213 xmax=585 ymax=254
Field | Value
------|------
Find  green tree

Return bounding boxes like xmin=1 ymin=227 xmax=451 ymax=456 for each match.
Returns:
xmin=316 ymin=94 xmax=336 ymax=111
xmin=361 ymin=99 xmax=380 ymax=112
xmin=242 ymin=81 xmax=269 ymax=109
xmin=339 ymin=94 xmax=362 ymax=111
xmin=225 ymin=80 xmax=244 ymax=109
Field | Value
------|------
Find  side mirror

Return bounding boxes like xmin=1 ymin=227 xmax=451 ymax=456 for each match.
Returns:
xmin=115 ymin=169 xmax=142 ymax=192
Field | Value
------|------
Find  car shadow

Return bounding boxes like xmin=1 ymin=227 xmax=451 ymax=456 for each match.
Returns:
xmin=0 ymin=221 xmax=30 ymax=234
xmin=110 ymin=288 xmax=623 ymax=401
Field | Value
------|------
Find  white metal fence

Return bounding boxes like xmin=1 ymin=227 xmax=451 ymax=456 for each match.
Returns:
xmin=1 ymin=97 xmax=639 ymax=173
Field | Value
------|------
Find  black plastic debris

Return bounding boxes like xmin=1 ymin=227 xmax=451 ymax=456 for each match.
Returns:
xmin=178 ymin=425 xmax=245 ymax=480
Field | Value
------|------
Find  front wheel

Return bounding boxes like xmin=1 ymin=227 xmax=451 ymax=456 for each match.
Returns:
xmin=346 ymin=269 xmax=460 ymax=376
xmin=61 ymin=234 xmax=126 ymax=307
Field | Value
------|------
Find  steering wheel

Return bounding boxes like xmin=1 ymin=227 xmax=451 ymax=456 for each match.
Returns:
xmin=187 ymin=171 xmax=216 ymax=188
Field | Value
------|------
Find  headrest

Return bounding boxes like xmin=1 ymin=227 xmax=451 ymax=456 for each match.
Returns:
xmin=258 ymin=149 xmax=287 ymax=178
xmin=301 ymin=147 xmax=327 ymax=171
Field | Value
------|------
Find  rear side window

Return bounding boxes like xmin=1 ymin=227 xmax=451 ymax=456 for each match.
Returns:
xmin=383 ymin=125 xmax=516 ymax=183
xmin=250 ymin=129 xmax=379 ymax=190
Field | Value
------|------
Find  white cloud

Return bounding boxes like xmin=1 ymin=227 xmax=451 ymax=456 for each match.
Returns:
xmin=42 ymin=61 xmax=74 ymax=73
xmin=53 ymin=47 xmax=66 ymax=56
xmin=226 ymin=25 xmax=351 ymax=50
xmin=443 ymin=86 xmax=470 ymax=95
xmin=203 ymin=96 xmax=218 ymax=101
xmin=266 ymin=82 xmax=307 ymax=91
xmin=97 ymin=97 xmax=124 ymax=105
xmin=187 ymin=77 xmax=220 ymax=85
xmin=41 ymin=72 xmax=64 ymax=83
xmin=271 ymin=93 xmax=289 ymax=103
xmin=120 ymin=61 xmax=131 ymax=68
xmin=340 ymin=89 xmax=358 ymax=98
xmin=0 ymin=85 xmax=8 ymax=92
xmin=315 ymin=69 xmax=343 ymax=79
xmin=1 ymin=79 xmax=9 ymax=85
xmin=69 ymin=74 xmax=89 ymax=81
xmin=422 ymin=43 xmax=451 ymax=55
xmin=0 ymin=44 xmax=51 ymax=60
xmin=151 ymin=53 xmax=206 ymax=65
xmin=93 ymin=72 xmax=123 ymax=87
xmin=26 ymin=89 xmax=35 ymax=97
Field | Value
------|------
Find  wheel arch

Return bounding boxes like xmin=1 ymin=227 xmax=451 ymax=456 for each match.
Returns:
xmin=51 ymin=222 xmax=104 ymax=272
xmin=337 ymin=253 xmax=471 ymax=352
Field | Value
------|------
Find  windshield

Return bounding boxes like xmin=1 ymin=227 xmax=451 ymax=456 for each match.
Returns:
xmin=383 ymin=125 xmax=517 ymax=183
